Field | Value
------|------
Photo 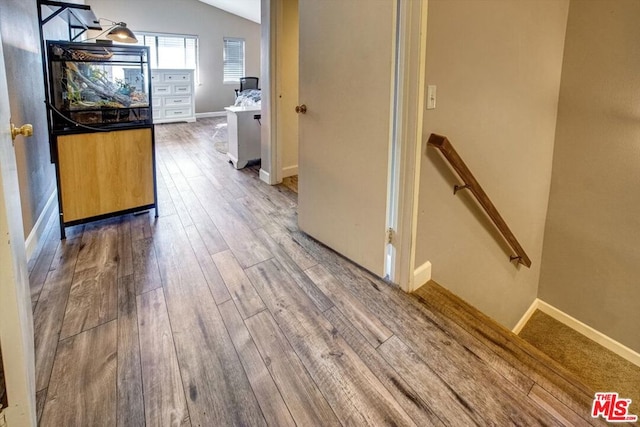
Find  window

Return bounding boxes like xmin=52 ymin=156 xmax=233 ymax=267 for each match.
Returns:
xmin=223 ymin=38 xmax=245 ymax=83
xmin=134 ymin=32 xmax=198 ymax=71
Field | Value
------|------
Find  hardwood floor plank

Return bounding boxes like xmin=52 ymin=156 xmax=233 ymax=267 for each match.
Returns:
xmin=59 ymin=265 xmax=118 ymax=340
xmin=36 ymin=388 xmax=47 ymax=425
xmin=528 ymin=384 xmax=592 ymax=427
xmin=212 ymin=249 xmax=266 ymax=319
xmin=164 ymin=140 xmax=203 ymax=180
xmin=218 ymin=300 xmax=295 ymax=427
xmin=236 ymin=196 xmax=273 ymax=229
xmin=40 ymin=320 xmax=117 ymax=427
xmin=28 ymin=213 xmax=59 ymax=307
xmin=244 ymin=310 xmax=341 ymax=427
xmin=246 ymin=258 xmax=417 ymax=426
xmin=152 ymin=215 xmax=267 ymax=427
xmin=167 ymin=172 xmax=229 ymax=255
xmin=117 ymin=275 xmax=145 ymax=427
xmin=130 ymin=211 xmax=154 ymax=242
xmin=132 ymin=237 xmax=162 ymax=295
xmin=306 ymin=264 xmax=393 ymax=347
xmin=254 ymin=227 xmax=333 ymax=312
xmin=137 ymin=288 xmax=190 ymax=427
xmin=270 ymin=230 xmax=318 ymax=271
xmin=59 ymin=221 xmax=118 ymax=340
xmin=187 ymin=175 xmax=272 ymax=268
xmin=33 ymin=238 xmax=81 ymax=391
xmin=74 ymin=219 xmax=119 ymax=273
xmin=117 ymin=216 xmax=133 ymax=278
xmin=324 ymin=307 xmax=444 ymax=426
xmin=183 ymin=224 xmax=231 ymax=304
xmin=377 ymin=335 xmax=479 ymax=426
xmin=155 ymin=169 xmax=178 ymax=219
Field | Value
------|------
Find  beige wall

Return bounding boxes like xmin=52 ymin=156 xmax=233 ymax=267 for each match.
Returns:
xmin=87 ymin=0 xmax=261 ymax=113
xmin=415 ymin=0 xmax=569 ymax=327
xmin=0 ymin=0 xmax=66 ymax=239
xmin=276 ymin=0 xmax=298 ymax=177
xmin=539 ymin=0 xmax=640 ymax=353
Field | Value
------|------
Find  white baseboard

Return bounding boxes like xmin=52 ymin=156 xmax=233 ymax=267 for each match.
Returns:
xmin=282 ymin=165 xmax=298 ymax=178
xmin=514 ymin=298 xmax=640 ymax=368
xmin=25 ymin=190 xmax=57 ymax=262
xmin=259 ymin=168 xmax=271 ymax=185
xmin=512 ymin=298 xmax=540 ymax=334
xmin=196 ymin=111 xmax=226 ymax=118
xmin=410 ymin=261 xmax=432 ymax=292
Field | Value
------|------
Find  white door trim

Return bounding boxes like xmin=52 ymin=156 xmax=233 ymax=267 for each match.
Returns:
xmin=389 ymin=0 xmax=429 ymax=291
xmin=259 ymin=0 xmax=280 ymax=185
xmin=0 ymin=31 xmax=37 ymax=426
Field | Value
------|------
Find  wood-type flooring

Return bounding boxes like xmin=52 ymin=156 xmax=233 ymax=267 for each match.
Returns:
xmin=29 ymin=118 xmax=604 ymax=426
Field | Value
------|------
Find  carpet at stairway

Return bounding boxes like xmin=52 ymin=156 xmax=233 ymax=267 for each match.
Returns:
xmin=519 ymin=310 xmax=640 ymax=416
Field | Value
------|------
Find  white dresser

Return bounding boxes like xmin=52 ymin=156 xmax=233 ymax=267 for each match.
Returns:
xmin=151 ymin=69 xmax=196 ymax=124
xmin=225 ymin=106 xmax=261 ymax=169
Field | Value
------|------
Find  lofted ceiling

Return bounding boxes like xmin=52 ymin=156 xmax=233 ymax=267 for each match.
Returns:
xmin=197 ymin=0 xmax=261 ymax=24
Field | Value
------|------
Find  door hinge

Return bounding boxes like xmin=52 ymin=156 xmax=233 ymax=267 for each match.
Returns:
xmin=386 ymin=227 xmax=394 ymax=245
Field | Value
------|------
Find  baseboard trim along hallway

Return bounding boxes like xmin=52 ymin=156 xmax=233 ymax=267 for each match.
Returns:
xmin=514 ymin=298 xmax=640 ymax=368
xmin=25 ymin=190 xmax=57 ymax=262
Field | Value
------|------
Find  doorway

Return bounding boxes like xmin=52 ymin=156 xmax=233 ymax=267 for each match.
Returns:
xmin=264 ymin=0 xmax=428 ymax=289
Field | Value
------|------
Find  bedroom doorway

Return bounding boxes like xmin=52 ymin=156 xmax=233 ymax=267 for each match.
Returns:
xmin=274 ymin=0 xmax=299 ymax=191
xmin=267 ymin=0 xmax=428 ymax=288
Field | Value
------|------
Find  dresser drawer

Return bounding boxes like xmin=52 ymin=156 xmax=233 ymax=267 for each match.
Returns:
xmin=163 ymin=72 xmax=191 ymax=82
xmin=164 ymin=107 xmax=192 ymax=118
xmin=153 ymin=85 xmax=171 ymax=95
xmin=164 ymin=96 xmax=191 ymax=106
xmin=173 ymin=84 xmax=192 ymax=95
xmin=152 ymin=97 xmax=162 ymax=107
xmin=152 ymin=108 xmax=162 ymax=119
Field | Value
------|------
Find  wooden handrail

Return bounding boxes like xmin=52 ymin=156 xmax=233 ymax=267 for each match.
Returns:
xmin=427 ymin=133 xmax=531 ymax=268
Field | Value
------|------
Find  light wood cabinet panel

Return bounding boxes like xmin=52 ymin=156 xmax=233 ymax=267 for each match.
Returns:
xmin=57 ymin=128 xmax=155 ymax=222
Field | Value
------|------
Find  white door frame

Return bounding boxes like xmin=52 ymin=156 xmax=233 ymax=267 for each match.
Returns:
xmin=0 ymin=32 xmax=38 ymax=426
xmin=387 ymin=0 xmax=429 ymax=291
xmin=261 ymin=0 xmax=428 ymax=291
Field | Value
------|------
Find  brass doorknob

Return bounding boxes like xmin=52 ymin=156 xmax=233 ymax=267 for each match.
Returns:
xmin=11 ymin=123 xmax=33 ymax=140
xmin=295 ymin=104 xmax=307 ymax=114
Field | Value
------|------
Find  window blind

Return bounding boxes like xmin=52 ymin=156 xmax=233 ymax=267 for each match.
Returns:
xmin=134 ymin=32 xmax=198 ymax=70
xmin=223 ymin=38 xmax=245 ymax=83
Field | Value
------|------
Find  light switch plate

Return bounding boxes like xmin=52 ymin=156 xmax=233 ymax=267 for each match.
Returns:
xmin=427 ymin=85 xmax=436 ymax=109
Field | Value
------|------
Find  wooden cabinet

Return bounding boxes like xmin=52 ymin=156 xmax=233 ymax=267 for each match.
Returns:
xmin=151 ymin=69 xmax=196 ymax=124
xmin=56 ymin=128 xmax=156 ymax=223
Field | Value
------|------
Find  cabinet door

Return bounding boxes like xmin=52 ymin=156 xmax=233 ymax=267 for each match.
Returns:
xmin=57 ymin=128 xmax=155 ymax=222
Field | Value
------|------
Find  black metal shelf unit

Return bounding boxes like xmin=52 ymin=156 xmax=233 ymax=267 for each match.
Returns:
xmin=37 ymin=1 xmax=158 ymax=239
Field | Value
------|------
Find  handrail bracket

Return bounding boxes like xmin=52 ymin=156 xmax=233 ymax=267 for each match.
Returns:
xmin=453 ymin=184 xmax=471 ymax=195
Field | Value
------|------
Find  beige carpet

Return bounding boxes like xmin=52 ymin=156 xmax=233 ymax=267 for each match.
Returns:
xmin=519 ymin=310 xmax=640 ymax=416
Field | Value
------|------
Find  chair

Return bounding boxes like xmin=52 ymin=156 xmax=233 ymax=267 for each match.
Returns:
xmin=235 ymin=77 xmax=259 ymax=98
